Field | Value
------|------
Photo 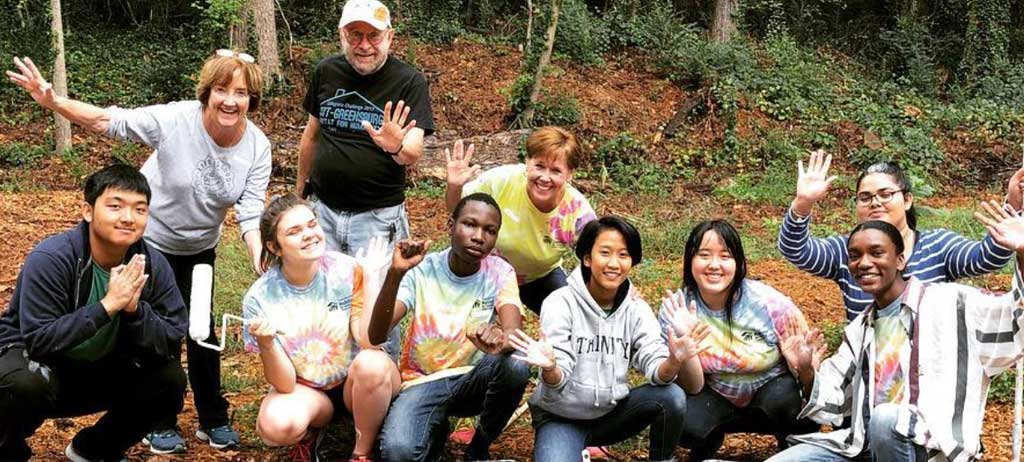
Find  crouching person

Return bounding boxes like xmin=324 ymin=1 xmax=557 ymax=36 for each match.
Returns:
xmin=510 ymin=216 xmax=701 ymax=462
xmin=243 ymin=195 xmax=400 ymax=462
xmin=367 ymin=193 xmax=531 ymax=462
xmin=769 ymin=209 xmax=1024 ymax=462
xmin=0 ymin=165 xmax=187 ymax=462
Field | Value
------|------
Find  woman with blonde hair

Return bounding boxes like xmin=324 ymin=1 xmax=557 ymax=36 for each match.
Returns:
xmin=6 ymin=50 xmax=272 ymax=453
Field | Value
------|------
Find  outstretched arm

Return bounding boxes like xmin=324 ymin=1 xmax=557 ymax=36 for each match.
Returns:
xmin=7 ymin=57 xmax=111 ymax=133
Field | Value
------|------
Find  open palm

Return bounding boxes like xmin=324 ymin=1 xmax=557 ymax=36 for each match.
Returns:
xmin=445 ymin=139 xmax=481 ymax=186
xmin=509 ymin=329 xmax=556 ymax=370
xmin=795 ymin=149 xmax=837 ymax=206
xmin=362 ymin=100 xmax=415 ymax=155
xmin=661 ymin=290 xmax=700 ymax=336
xmin=6 ymin=57 xmax=58 ymax=109
xmin=976 ymin=200 xmax=1024 ymax=252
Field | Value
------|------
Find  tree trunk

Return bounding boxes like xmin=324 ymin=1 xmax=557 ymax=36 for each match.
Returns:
xmin=520 ymin=0 xmax=561 ymax=127
xmin=709 ymin=0 xmax=738 ymax=43
xmin=525 ymin=0 xmax=533 ymax=52
xmin=50 ymin=0 xmax=71 ymax=155
xmin=230 ymin=0 xmax=250 ymax=50
xmin=253 ymin=0 xmax=282 ymax=86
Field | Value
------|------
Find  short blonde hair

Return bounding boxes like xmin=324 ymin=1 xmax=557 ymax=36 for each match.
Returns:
xmin=195 ymin=53 xmax=264 ymax=112
xmin=525 ymin=126 xmax=582 ymax=170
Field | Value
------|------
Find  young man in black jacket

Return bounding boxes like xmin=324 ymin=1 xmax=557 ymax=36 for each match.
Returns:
xmin=0 ymin=164 xmax=188 ymax=462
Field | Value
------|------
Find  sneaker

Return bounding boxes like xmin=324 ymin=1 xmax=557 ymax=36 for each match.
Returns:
xmin=586 ymin=446 xmax=610 ymax=460
xmin=64 ymin=442 xmax=127 ymax=462
xmin=289 ymin=428 xmax=324 ymax=462
xmin=142 ymin=429 xmax=186 ymax=454
xmin=449 ymin=427 xmax=475 ymax=445
xmin=196 ymin=424 xmax=241 ymax=449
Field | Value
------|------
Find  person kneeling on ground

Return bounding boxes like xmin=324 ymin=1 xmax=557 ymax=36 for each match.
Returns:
xmin=0 ymin=165 xmax=187 ymax=462
xmin=510 ymin=216 xmax=700 ymax=462
xmin=367 ymin=193 xmax=531 ymax=462
xmin=243 ymin=195 xmax=401 ymax=462
xmin=768 ymin=208 xmax=1024 ymax=462
xmin=661 ymin=220 xmax=816 ymax=461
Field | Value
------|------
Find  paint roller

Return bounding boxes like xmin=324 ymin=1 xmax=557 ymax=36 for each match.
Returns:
xmin=189 ymin=264 xmax=286 ymax=352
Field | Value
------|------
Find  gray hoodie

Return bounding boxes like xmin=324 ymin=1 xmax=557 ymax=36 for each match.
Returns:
xmin=529 ymin=267 xmax=672 ymax=420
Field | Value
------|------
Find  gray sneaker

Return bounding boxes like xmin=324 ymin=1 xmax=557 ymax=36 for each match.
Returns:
xmin=196 ymin=424 xmax=241 ymax=449
xmin=142 ymin=429 xmax=186 ymax=454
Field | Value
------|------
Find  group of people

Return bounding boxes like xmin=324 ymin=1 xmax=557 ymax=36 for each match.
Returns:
xmin=2 ymin=1 xmax=1024 ymax=462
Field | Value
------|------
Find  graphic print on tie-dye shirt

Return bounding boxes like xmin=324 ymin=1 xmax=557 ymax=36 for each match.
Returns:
xmin=463 ymin=164 xmax=596 ymax=283
xmin=243 ymin=251 xmax=364 ymax=390
xmin=396 ymin=248 xmax=521 ymax=384
xmin=873 ymin=300 xmax=907 ymax=406
xmin=659 ymin=279 xmax=804 ymax=407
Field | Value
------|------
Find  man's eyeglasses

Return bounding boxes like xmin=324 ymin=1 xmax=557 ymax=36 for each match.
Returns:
xmin=855 ymin=189 xmax=906 ymax=205
xmin=215 ymin=49 xmax=256 ymax=64
xmin=344 ymin=30 xmax=387 ymax=46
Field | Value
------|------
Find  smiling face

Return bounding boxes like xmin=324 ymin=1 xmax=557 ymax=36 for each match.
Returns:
xmin=855 ymin=173 xmax=912 ymax=231
xmin=341 ymin=22 xmax=393 ymax=75
xmin=271 ymin=205 xmax=326 ymax=267
xmin=848 ymin=227 xmax=906 ymax=302
xmin=583 ymin=229 xmax=633 ymax=299
xmin=690 ymin=229 xmax=737 ymax=310
xmin=203 ymin=67 xmax=250 ymax=130
xmin=83 ymin=187 xmax=149 ymax=249
xmin=525 ymin=152 xmax=571 ymax=210
xmin=449 ymin=200 xmax=501 ymax=264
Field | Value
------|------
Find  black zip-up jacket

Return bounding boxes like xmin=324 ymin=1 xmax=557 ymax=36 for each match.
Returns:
xmin=0 ymin=221 xmax=186 ymax=365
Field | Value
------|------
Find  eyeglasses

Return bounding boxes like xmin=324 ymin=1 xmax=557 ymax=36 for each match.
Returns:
xmin=855 ymin=189 xmax=906 ymax=205
xmin=215 ymin=49 xmax=255 ymax=64
xmin=343 ymin=29 xmax=387 ymax=46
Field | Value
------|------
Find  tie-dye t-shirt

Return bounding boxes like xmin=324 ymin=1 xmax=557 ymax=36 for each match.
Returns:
xmin=396 ymin=248 xmax=521 ymax=386
xmin=463 ymin=164 xmax=596 ymax=284
xmin=872 ymin=298 xmax=908 ymax=406
xmin=243 ymin=251 xmax=384 ymax=390
xmin=659 ymin=279 xmax=804 ymax=407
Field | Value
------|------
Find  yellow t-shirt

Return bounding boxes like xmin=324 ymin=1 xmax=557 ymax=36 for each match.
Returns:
xmin=464 ymin=164 xmax=596 ymax=283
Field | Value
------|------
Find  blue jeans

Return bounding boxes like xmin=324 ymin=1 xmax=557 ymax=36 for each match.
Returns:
xmin=767 ymin=403 xmax=928 ymax=462
xmin=680 ymin=374 xmax=815 ymax=459
xmin=519 ymin=267 xmax=567 ymax=315
xmin=312 ymin=198 xmax=410 ymax=257
xmin=379 ymin=353 xmax=530 ymax=462
xmin=532 ymin=385 xmax=686 ymax=462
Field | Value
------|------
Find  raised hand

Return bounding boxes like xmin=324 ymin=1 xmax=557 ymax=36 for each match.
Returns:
xmin=6 ymin=57 xmax=58 ymax=109
xmin=509 ymin=329 xmax=556 ymax=370
xmin=661 ymin=290 xmax=700 ymax=336
xmin=467 ymin=323 xmax=507 ymax=355
xmin=793 ymin=149 xmax=838 ymax=214
xmin=976 ymin=200 xmax=1024 ymax=253
xmin=391 ymin=239 xmax=431 ymax=273
xmin=355 ymin=236 xmax=390 ymax=279
xmin=779 ymin=313 xmax=815 ymax=374
xmin=445 ymin=139 xmax=481 ymax=187
xmin=1005 ymin=167 xmax=1024 ymax=213
xmin=666 ymin=322 xmax=710 ymax=364
xmin=362 ymin=100 xmax=416 ymax=156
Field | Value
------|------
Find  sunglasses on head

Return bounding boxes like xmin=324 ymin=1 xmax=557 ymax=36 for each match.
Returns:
xmin=215 ymin=49 xmax=256 ymax=64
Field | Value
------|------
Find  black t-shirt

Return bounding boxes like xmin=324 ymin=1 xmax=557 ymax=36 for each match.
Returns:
xmin=304 ymin=54 xmax=435 ymax=212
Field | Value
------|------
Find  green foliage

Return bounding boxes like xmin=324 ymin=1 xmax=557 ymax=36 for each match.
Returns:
xmin=531 ymin=93 xmax=581 ymax=126
xmin=592 ymin=133 xmax=677 ymax=194
xmin=550 ymin=0 xmax=608 ymax=66
xmin=715 ymin=161 xmax=796 ymax=206
xmin=0 ymin=141 xmax=47 ymax=167
xmin=987 ymin=369 xmax=1017 ymax=403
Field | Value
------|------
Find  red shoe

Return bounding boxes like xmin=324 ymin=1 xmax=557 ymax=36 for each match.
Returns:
xmin=586 ymin=446 xmax=610 ymax=460
xmin=289 ymin=428 xmax=323 ymax=462
xmin=449 ymin=427 xmax=475 ymax=445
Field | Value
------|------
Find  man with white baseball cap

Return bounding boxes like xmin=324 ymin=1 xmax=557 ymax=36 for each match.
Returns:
xmin=296 ymin=0 xmax=434 ymax=260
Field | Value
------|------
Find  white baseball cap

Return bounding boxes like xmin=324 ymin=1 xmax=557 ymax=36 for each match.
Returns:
xmin=339 ymin=0 xmax=392 ymax=30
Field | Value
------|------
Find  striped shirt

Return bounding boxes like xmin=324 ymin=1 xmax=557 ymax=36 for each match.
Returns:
xmin=792 ymin=274 xmax=1024 ymax=462
xmin=777 ymin=207 xmax=1014 ymax=319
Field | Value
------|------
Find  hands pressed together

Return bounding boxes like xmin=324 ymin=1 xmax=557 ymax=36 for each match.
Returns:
xmin=101 ymin=254 xmax=148 ymax=316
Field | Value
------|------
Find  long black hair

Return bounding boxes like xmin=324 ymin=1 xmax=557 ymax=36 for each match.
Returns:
xmin=575 ymin=215 xmax=643 ymax=283
xmin=857 ymin=161 xmax=917 ymax=230
xmin=683 ymin=220 xmax=747 ymax=333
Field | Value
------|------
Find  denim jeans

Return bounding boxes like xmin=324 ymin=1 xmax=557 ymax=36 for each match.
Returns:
xmin=519 ymin=267 xmax=567 ymax=315
xmin=312 ymin=198 xmax=410 ymax=257
xmin=532 ymin=384 xmax=686 ymax=462
xmin=766 ymin=403 xmax=929 ymax=462
xmin=680 ymin=373 xmax=815 ymax=459
xmin=378 ymin=353 xmax=530 ymax=462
